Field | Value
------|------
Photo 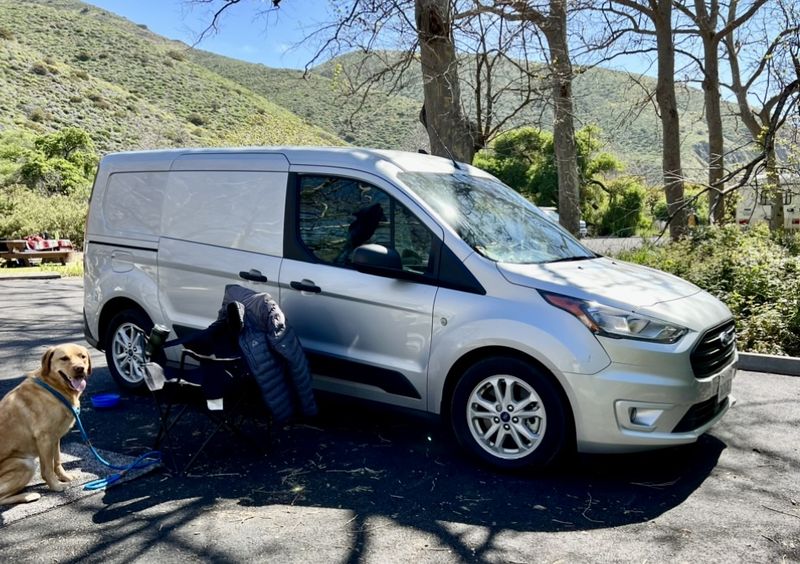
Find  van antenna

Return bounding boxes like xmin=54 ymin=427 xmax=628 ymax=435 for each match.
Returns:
xmin=421 ymin=105 xmax=463 ymax=171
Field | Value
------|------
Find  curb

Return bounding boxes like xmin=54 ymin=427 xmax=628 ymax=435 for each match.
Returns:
xmin=739 ymin=352 xmax=800 ymax=376
xmin=0 ymin=273 xmax=62 ymax=281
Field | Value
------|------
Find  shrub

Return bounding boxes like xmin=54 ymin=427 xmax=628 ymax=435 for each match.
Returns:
xmin=31 ymin=61 xmax=50 ymax=76
xmin=599 ymin=177 xmax=649 ymax=236
xmin=28 ymin=107 xmax=49 ymax=122
xmin=187 ymin=112 xmax=205 ymax=126
xmin=14 ymin=127 xmax=98 ymax=196
xmin=0 ymin=185 xmax=88 ymax=247
xmin=618 ymin=225 xmax=800 ymax=355
xmin=167 ymin=49 xmax=186 ymax=62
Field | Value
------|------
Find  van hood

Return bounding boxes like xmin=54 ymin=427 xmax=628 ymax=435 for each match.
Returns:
xmin=498 ymin=257 xmax=731 ymax=331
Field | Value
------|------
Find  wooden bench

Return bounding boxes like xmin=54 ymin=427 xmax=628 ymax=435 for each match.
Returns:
xmin=0 ymin=250 xmax=75 ymax=266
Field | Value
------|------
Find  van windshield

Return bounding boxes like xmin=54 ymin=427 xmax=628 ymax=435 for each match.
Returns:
xmin=398 ymin=171 xmax=594 ymax=264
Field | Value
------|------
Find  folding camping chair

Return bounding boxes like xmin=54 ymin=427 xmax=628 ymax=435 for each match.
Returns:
xmin=142 ymin=301 xmax=271 ymax=475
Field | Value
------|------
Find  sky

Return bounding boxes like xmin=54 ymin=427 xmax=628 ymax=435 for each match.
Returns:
xmin=84 ymin=0 xmax=331 ymax=69
xmin=83 ymin=0 xmax=661 ymax=76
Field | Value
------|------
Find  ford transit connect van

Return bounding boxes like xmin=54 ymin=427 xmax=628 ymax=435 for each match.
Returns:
xmin=83 ymin=147 xmax=737 ymax=470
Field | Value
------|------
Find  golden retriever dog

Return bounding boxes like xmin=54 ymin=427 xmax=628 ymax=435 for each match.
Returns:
xmin=0 ymin=344 xmax=91 ymax=505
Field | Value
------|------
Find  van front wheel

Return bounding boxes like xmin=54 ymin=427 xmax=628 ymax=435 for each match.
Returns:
xmin=450 ymin=357 xmax=568 ymax=470
xmin=104 ymin=309 xmax=152 ymax=391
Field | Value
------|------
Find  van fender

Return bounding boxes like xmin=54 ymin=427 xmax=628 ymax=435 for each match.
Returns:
xmin=84 ymin=245 xmax=162 ymax=346
xmin=426 ymin=316 xmax=611 ymax=416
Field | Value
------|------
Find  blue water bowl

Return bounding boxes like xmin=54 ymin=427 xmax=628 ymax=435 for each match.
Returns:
xmin=91 ymin=393 xmax=120 ymax=409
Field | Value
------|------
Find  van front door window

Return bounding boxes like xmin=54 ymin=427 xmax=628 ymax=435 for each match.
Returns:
xmin=298 ymin=175 xmax=433 ymax=276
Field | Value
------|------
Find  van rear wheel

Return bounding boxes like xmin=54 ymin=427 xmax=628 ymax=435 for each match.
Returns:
xmin=450 ymin=356 xmax=568 ymax=470
xmin=105 ymin=308 xmax=152 ymax=391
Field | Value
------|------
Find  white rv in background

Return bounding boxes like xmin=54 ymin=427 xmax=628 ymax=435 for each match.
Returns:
xmin=735 ymin=175 xmax=800 ymax=229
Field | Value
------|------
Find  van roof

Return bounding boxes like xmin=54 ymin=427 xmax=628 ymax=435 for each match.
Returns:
xmin=98 ymin=147 xmax=481 ymax=176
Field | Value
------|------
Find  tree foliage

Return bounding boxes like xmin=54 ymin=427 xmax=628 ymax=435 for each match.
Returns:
xmin=473 ymin=124 xmax=620 ymax=210
xmin=0 ymin=127 xmax=98 ymax=246
xmin=13 ymin=127 xmax=98 ymax=196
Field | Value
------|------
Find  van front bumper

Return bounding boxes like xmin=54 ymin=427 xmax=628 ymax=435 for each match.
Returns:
xmin=565 ymin=356 xmax=737 ymax=454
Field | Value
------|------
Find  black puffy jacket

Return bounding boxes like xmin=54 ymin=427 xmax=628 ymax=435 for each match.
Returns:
xmin=220 ymin=284 xmax=317 ymax=424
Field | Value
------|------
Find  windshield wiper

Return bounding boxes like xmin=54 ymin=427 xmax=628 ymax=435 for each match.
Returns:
xmin=547 ymin=255 xmax=596 ymax=264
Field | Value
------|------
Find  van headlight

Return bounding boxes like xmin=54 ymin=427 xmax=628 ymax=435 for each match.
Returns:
xmin=540 ymin=291 xmax=687 ymax=344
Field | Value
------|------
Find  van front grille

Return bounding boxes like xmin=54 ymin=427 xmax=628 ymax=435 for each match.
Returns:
xmin=673 ymin=396 xmax=728 ymax=433
xmin=690 ymin=319 xmax=736 ymax=379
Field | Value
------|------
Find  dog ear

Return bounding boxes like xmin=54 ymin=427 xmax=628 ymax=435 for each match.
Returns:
xmin=41 ymin=347 xmax=56 ymax=374
xmin=86 ymin=351 xmax=93 ymax=375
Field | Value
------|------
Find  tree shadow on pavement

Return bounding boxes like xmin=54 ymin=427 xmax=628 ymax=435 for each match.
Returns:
xmin=70 ymin=382 xmax=727 ymax=563
xmin=0 ymin=369 xmax=726 ymax=563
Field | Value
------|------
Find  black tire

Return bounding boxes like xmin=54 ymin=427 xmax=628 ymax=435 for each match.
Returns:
xmin=450 ymin=356 xmax=570 ymax=470
xmin=104 ymin=308 xmax=153 ymax=391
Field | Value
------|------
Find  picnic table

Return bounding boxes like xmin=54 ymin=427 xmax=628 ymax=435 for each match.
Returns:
xmin=0 ymin=239 xmax=75 ymax=266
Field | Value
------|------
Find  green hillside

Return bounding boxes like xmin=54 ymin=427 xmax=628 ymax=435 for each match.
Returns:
xmin=188 ymin=50 xmax=427 ymax=152
xmin=312 ymin=52 xmax=751 ymax=181
xmin=0 ymin=0 xmax=343 ymax=154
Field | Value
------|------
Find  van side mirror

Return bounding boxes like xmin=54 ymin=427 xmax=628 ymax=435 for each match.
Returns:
xmin=351 ymin=244 xmax=403 ymax=276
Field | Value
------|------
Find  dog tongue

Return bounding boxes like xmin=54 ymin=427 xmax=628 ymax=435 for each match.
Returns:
xmin=71 ymin=378 xmax=87 ymax=393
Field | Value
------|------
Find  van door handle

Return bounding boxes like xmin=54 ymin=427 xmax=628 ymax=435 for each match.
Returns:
xmin=290 ymin=280 xmax=321 ymax=294
xmin=239 ymin=269 xmax=268 ymax=283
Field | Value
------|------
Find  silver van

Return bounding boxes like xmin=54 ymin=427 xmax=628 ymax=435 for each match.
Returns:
xmin=83 ymin=147 xmax=737 ymax=470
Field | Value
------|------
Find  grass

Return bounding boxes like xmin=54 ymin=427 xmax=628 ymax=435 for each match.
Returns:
xmin=0 ymin=261 xmax=83 ymax=277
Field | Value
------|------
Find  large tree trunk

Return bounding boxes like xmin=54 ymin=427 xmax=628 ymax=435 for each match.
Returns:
xmin=695 ymin=3 xmax=726 ymax=223
xmin=654 ymin=1 xmax=688 ymax=239
xmin=416 ymin=0 xmax=476 ymax=163
xmin=545 ymin=0 xmax=581 ymax=235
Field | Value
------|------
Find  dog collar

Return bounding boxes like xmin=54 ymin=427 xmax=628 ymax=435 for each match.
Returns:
xmin=34 ymin=378 xmax=80 ymax=416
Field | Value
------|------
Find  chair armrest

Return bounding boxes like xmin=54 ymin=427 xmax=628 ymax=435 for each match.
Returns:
xmin=179 ymin=349 xmax=242 ymax=372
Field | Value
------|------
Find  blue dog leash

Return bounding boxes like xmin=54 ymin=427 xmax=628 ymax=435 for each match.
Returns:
xmin=34 ymin=378 xmax=161 ymax=490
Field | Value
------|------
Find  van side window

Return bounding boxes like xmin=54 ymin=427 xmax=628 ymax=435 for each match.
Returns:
xmin=298 ymin=175 xmax=434 ymax=276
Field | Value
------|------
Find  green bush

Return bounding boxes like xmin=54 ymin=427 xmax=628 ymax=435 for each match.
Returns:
xmin=473 ymin=125 xmax=621 ymax=216
xmin=0 ymin=185 xmax=88 ymax=247
xmin=31 ymin=61 xmax=50 ymax=76
xmin=599 ymin=177 xmax=649 ymax=236
xmin=618 ymin=224 xmax=800 ymax=355
xmin=28 ymin=107 xmax=49 ymax=122
xmin=187 ymin=112 xmax=205 ymax=126
xmin=167 ymin=49 xmax=186 ymax=62
xmin=10 ymin=127 xmax=98 ymax=197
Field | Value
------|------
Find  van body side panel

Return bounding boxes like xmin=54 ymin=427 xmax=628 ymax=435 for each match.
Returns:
xmin=160 ymin=171 xmax=285 ymax=256
xmin=84 ymin=169 xmax=169 ymax=343
xmin=280 ymin=259 xmax=436 ymax=409
xmin=158 ymin=239 xmax=281 ymax=330
xmin=279 ymin=165 xmax=441 ymax=409
xmin=427 ymin=287 xmax=612 ymax=417
xmin=157 ymin=169 xmax=288 ymax=332
xmin=83 ymin=241 xmax=161 ymax=344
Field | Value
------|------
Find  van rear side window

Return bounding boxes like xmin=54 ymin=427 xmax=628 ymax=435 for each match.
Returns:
xmin=103 ymin=172 xmax=167 ymax=237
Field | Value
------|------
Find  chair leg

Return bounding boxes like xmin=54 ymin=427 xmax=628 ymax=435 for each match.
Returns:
xmin=150 ymin=382 xmax=272 ymax=476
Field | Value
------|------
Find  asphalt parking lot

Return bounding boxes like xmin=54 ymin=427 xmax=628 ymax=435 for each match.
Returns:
xmin=0 ymin=277 xmax=798 ymax=563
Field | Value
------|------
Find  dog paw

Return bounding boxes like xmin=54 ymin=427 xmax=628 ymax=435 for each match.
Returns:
xmin=47 ymin=481 xmax=68 ymax=492
xmin=56 ymin=470 xmax=74 ymax=482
